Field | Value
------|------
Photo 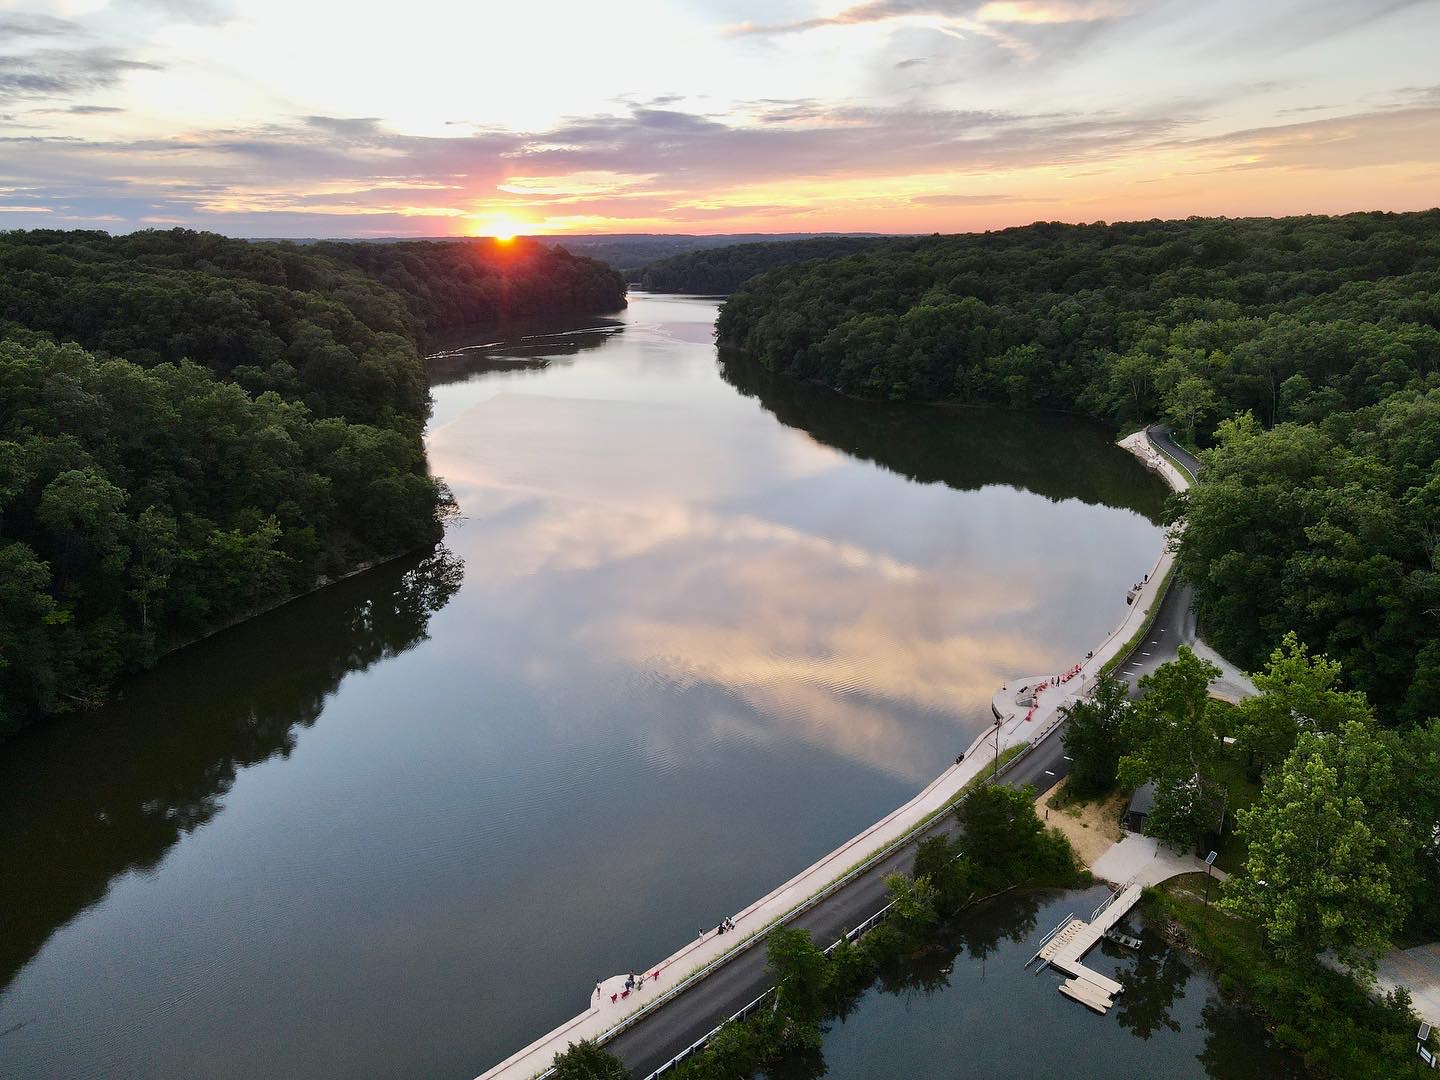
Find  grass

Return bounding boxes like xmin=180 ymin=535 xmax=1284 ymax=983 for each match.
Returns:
xmin=1098 ymin=561 xmax=1178 ymax=679
xmin=1209 ymin=750 xmax=1262 ymax=875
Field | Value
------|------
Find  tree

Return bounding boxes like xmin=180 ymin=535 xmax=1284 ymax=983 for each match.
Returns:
xmin=1061 ymin=672 xmax=1130 ymax=796
xmin=1223 ymin=721 xmax=1412 ymax=975
xmin=1164 ymin=375 xmax=1218 ymax=444
xmin=550 ymin=1040 xmax=628 ymax=1080
xmin=1235 ymin=632 xmax=1374 ymax=772
xmin=1107 ymin=349 xmax=1158 ymax=420
xmin=1396 ymin=720 xmax=1440 ymax=942
xmin=0 ymin=228 xmax=623 ymax=738
xmin=956 ymin=784 xmax=1035 ymax=866
xmin=1213 ymin=409 xmax=1261 ymax=448
xmin=912 ymin=832 xmax=972 ymax=915
xmin=765 ymin=927 xmax=831 ymax=1023
xmin=1119 ymin=647 xmax=1223 ymax=851
xmin=883 ymin=870 xmax=938 ymax=948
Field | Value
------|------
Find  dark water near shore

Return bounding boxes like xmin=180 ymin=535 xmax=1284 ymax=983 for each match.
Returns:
xmin=1 ymin=294 xmax=1181 ymax=1078
xmin=817 ymin=886 xmax=1301 ymax=1080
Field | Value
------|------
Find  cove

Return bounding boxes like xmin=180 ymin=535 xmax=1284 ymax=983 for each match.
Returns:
xmin=1 ymin=293 xmax=1168 ymax=1079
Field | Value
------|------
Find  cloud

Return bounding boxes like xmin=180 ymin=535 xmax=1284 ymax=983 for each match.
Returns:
xmin=0 ymin=13 xmax=77 ymax=38
xmin=1179 ymin=103 xmax=1440 ymax=173
xmin=910 ymin=192 xmax=1020 ymax=204
xmin=3 ymin=68 xmax=1436 ymax=236
xmin=1207 ymin=0 xmax=1433 ymax=55
xmin=0 ymin=47 xmax=162 ymax=104
xmin=727 ymin=0 xmax=1135 ymax=51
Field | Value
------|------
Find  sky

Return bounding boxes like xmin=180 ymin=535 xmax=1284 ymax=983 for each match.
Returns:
xmin=0 ymin=0 xmax=1437 ymax=237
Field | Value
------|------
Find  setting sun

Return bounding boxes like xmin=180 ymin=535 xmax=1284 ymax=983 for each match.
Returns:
xmin=470 ymin=214 xmax=532 ymax=241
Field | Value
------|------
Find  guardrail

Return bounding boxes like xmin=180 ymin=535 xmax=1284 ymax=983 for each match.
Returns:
xmin=1144 ymin=424 xmax=1200 ymax=485
xmin=643 ymin=897 xmax=902 ymax=1079
xmin=631 ymin=750 xmax=1062 ymax=1076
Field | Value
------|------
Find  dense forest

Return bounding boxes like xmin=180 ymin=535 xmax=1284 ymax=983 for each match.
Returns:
xmin=316 ymin=237 xmax=625 ymax=343
xmin=639 ymin=235 xmax=898 ymax=293
xmin=716 ymin=211 xmax=1440 ymax=723
xmin=0 ymin=228 xmax=623 ymax=736
xmin=539 ymin=232 xmax=885 ymax=280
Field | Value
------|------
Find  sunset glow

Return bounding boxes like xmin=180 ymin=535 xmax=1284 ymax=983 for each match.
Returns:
xmin=470 ymin=215 xmax=532 ymax=242
xmin=0 ymin=1 xmax=1436 ymax=236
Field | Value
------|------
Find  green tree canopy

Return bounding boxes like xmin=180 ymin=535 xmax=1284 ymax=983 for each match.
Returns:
xmin=1061 ymin=672 xmax=1131 ymax=796
xmin=1224 ymin=720 xmax=1414 ymax=975
xmin=550 ymin=1040 xmax=629 ymax=1080
xmin=1119 ymin=647 xmax=1224 ymax=851
xmin=1235 ymin=632 xmax=1375 ymax=771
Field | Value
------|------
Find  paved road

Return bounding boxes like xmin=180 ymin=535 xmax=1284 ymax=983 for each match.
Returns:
xmin=606 ymin=602 xmax=1192 ymax=1077
xmin=1146 ymin=424 xmax=1202 ymax=480
xmin=1111 ymin=575 xmax=1194 ymax=691
xmin=607 ymin=725 xmax=1077 ymax=1077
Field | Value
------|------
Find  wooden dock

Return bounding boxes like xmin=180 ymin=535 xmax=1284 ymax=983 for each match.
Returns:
xmin=1031 ymin=881 xmax=1143 ymax=1014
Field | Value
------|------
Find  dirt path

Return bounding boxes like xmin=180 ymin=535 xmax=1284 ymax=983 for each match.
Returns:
xmin=1035 ymin=779 xmax=1127 ymax=867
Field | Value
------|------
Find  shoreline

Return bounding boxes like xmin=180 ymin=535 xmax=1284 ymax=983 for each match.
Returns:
xmin=475 ymin=427 xmax=1189 ymax=1080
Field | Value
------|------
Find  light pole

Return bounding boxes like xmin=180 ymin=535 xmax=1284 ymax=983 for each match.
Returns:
xmin=993 ymin=714 xmax=1002 ymax=779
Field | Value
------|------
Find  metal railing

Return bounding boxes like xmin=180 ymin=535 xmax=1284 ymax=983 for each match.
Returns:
xmin=1025 ymin=911 xmax=1076 ymax=969
xmin=1091 ymin=879 xmax=1137 ymax=923
xmin=643 ymin=898 xmax=901 ymax=1080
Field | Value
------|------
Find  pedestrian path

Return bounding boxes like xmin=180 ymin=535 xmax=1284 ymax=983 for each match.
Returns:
xmin=473 ymin=429 xmax=1190 ymax=1080
xmin=1093 ymin=833 xmax=1229 ymax=888
xmin=1365 ymin=943 xmax=1440 ymax=1029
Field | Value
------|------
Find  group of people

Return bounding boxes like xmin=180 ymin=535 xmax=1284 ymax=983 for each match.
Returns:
xmin=1126 ymin=573 xmax=1151 ymax=603
xmin=595 ymin=968 xmax=664 ymax=1007
xmin=1023 ymin=658 xmax=1092 ymax=722
xmin=706 ymin=916 xmax=737 ymax=937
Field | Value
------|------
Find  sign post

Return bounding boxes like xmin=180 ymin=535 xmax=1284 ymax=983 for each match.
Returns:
xmin=1204 ymin=850 xmax=1217 ymax=907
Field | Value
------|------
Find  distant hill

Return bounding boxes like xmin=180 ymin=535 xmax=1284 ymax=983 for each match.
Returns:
xmin=637 ymin=235 xmax=907 ymax=294
xmin=526 ymin=233 xmax=892 ymax=278
xmin=282 ymin=233 xmax=896 ymax=280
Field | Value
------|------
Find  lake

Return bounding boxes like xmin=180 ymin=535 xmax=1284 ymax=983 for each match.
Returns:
xmin=817 ymin=885 xmax=1301 ymax=1080
xmin=1 ymin=293 xmax=1176 ymax=1078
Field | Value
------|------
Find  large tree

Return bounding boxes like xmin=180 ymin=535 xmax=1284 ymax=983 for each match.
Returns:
xmin=1119 ymin=647 xmax=1224 ymax=851
xmin=1224 ymin=720 xmax=1414 ymax=975
xmin=550 ymin=1040 xmax=628 ymax=1080
xmin=1061 ymin=672 xmax=1131 ymax=796
xmin=1235 ymin=632 xmax=1374 ymax=772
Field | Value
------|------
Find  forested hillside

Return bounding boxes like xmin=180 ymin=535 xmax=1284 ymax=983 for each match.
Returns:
xmin=639 ymin=235 xmax=899 ymax=293
xmin=0 ymin=228 xmax=622 ymax=736
xmin=716 ymin=211 xmax=1440 ymax=721
xmin=316 ymin=237 xmax=626 ymax=341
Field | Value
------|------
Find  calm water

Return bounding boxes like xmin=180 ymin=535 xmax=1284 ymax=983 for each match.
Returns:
xmin=819 ymin=886 xmax=1302 ymax=1080
xmin=1 ymin=294 xmax=1173 ymax=1078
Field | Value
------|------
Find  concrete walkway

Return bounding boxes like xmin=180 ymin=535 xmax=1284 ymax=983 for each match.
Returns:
xmin=1092 ymin=833 xmax=1229 ymax=888
xmin=1375 ymin=944 xmax=1440 ymax=1028
xmin=474 ymin=429 xmax=1193 ymax=1080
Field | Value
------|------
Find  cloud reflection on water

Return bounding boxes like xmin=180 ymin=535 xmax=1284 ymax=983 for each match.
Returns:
xmin=428 ymin=382 xmax=1132 ymax=783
